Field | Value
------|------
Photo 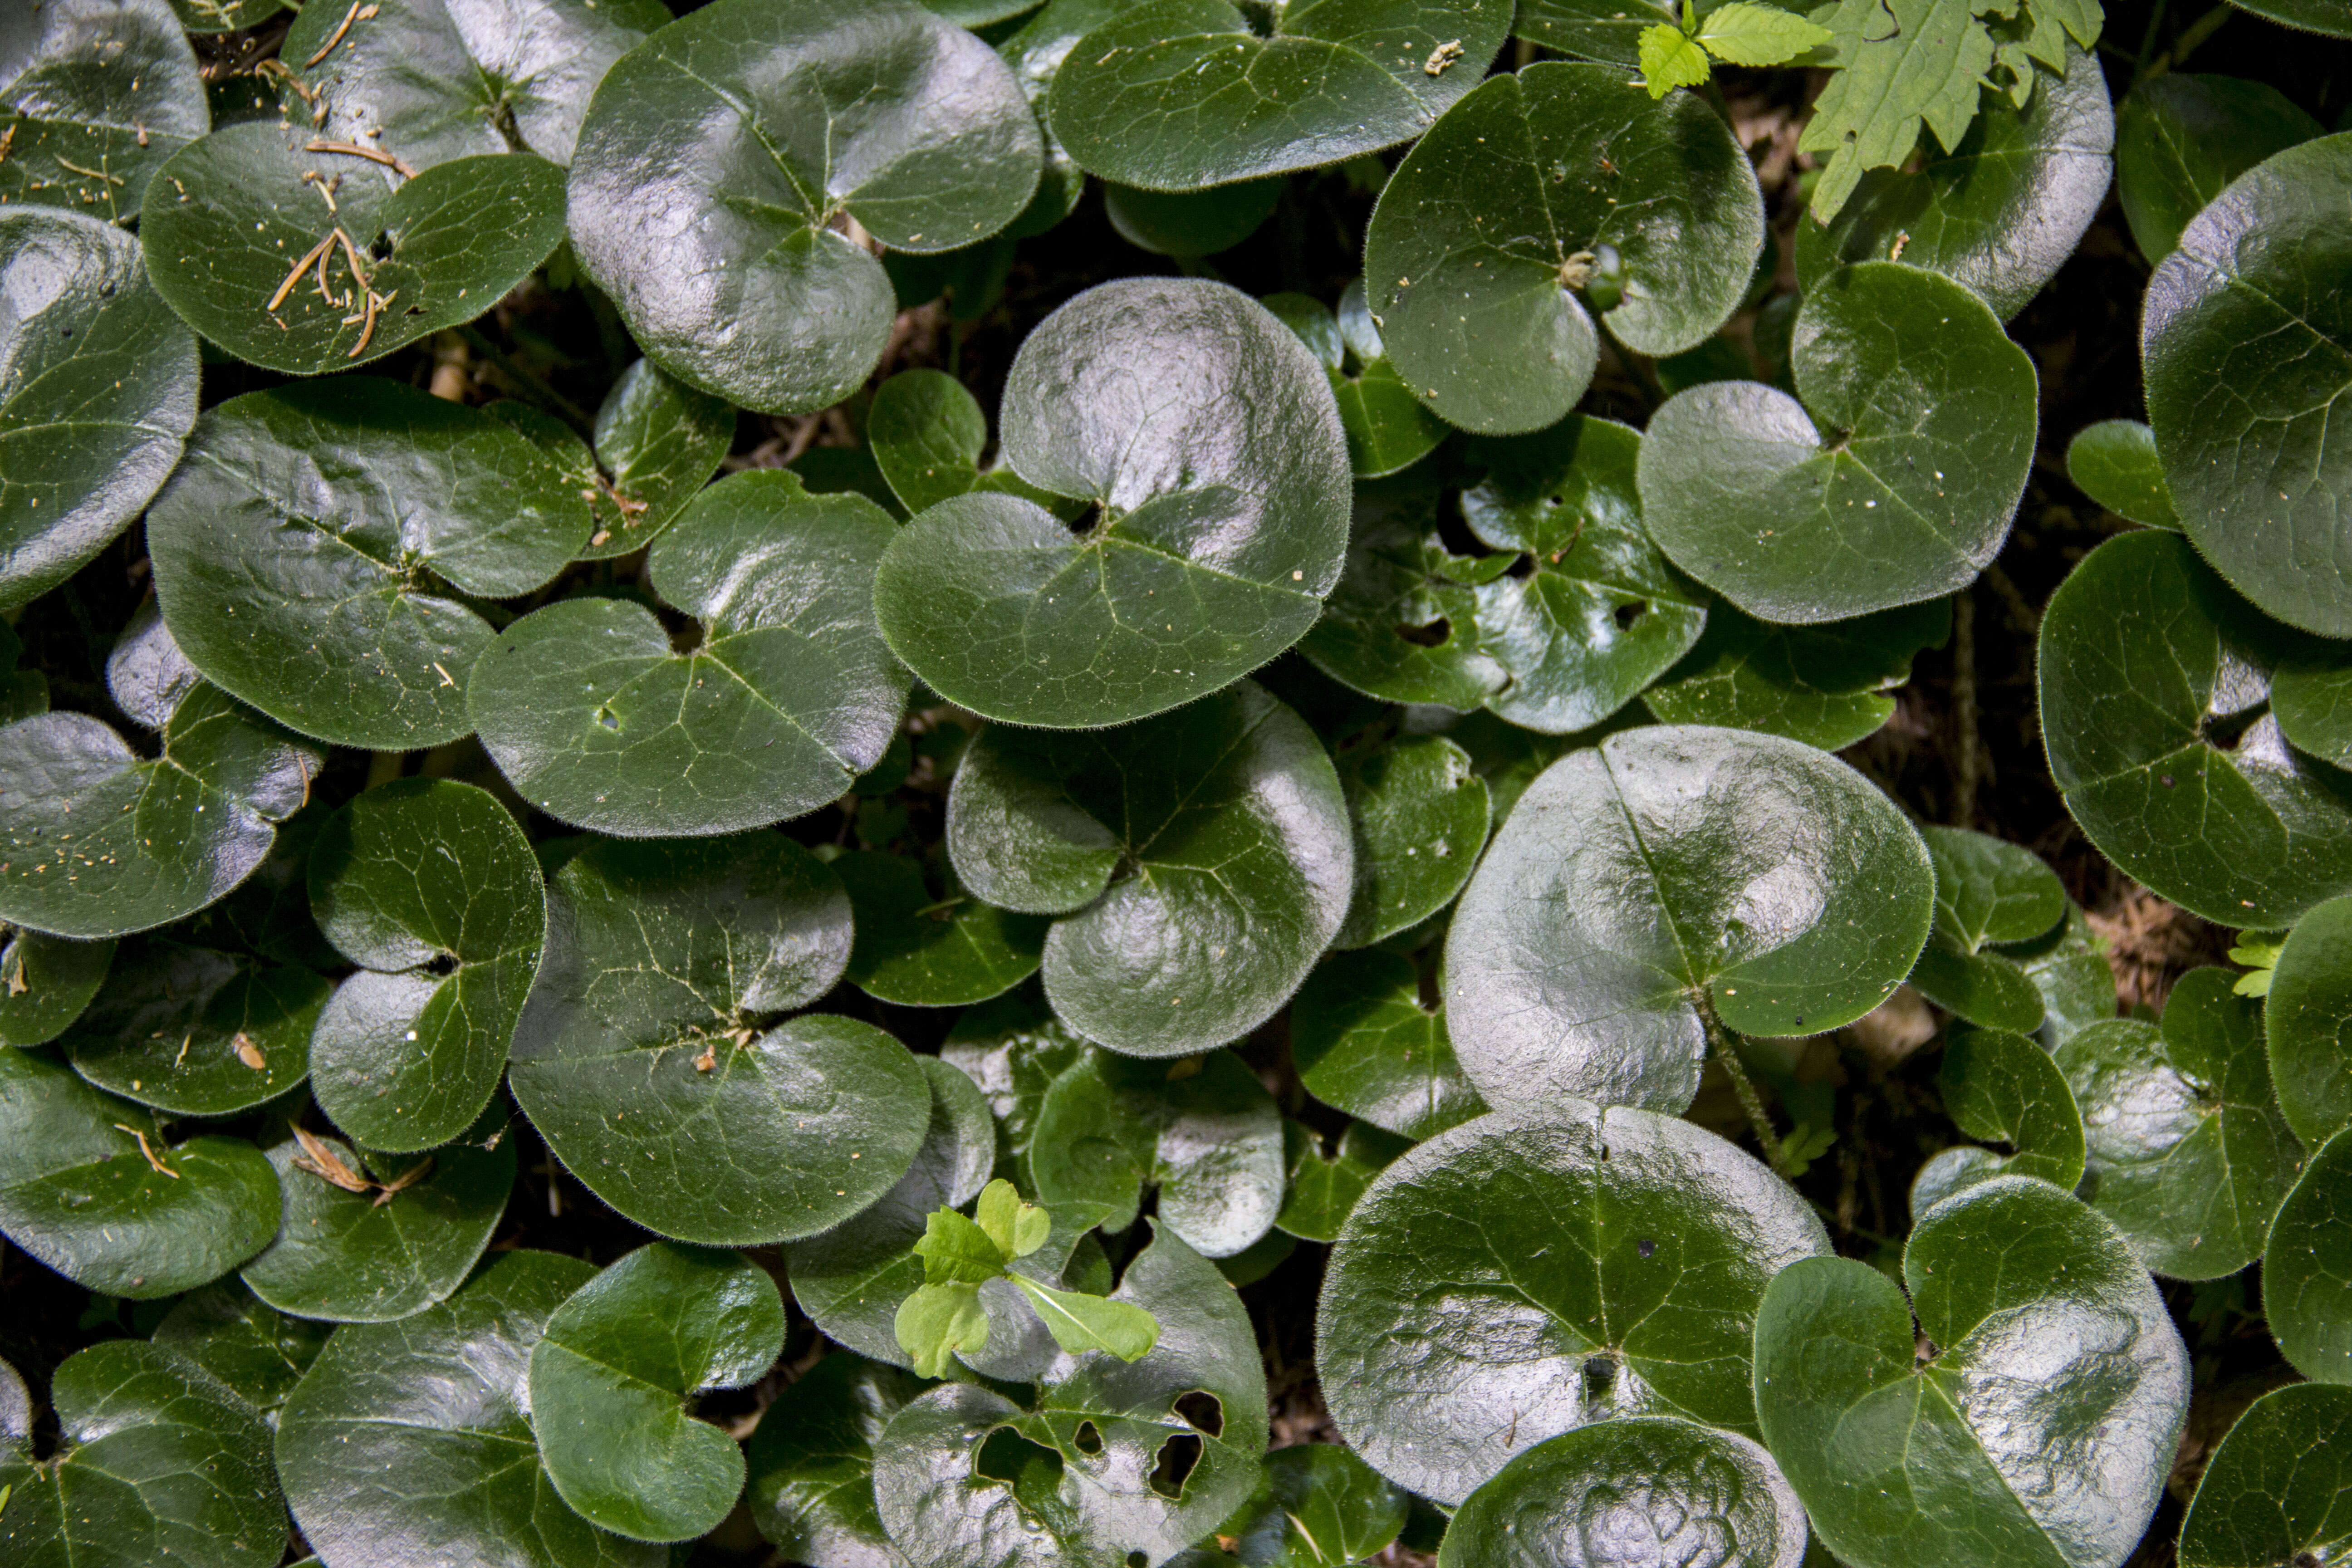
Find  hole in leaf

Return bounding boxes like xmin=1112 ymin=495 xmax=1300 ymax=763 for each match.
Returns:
xmin=2200 ymin=704 xmax=2268 ymax=752
xmin=1582 ymin=1355 xmax=1617 ymax=1405
xmin=368 ymin=230 xmax=393 ymax=262
xmin=1172 ymin=1390 xmax=1224 ymax=1437
xmin=1148 ymin=1431 xmax=1202 ymax=1498
xmin=1505 ymin=554 xmax=1536 ymax=579
xmin=1068 ymin=502 xmax=1104 ymax=537
xmin=421 ymin=952 xmax=457 ymax=978
xmin=593 ymin=705 xmax=621 ymax=732
xmin=1614 ymin=600 xmax=1646 ymax=630
xmin=1073 ymin=1420 xmax=1103 ymax=1455
xmin=975 ymin=1427 xmax=1064 ymax=1497
xmin=1395 ymin=618 xmax=1450 ymax=647
xmin=1129 ymin=1557 xmax=1148 ymax=1568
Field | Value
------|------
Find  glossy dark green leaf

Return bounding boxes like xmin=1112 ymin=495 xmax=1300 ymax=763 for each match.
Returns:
xmin=1321 ymin=282 xmax=1450 ymax=480
xmin=471 ymin=472 xmax=908 ymax=837
xmin=2116 ymin=72 xmax=2321 ymax=264
xmin=2219 ymin=0 xmax=2352 ymax=34
xmin=1290 ymin=949 xmax=1486 ymax=1141
xmin=0 ymin=1047 xmax=279 ymax=1298
xmin=838 ymin=851 xmax=1048 ymax=1007
xmin=307 ymin=779 xmax=544 ymax=1153
xmin=1045 ymin=0 xmax=1505 ymax=189
xmin=2065 ymin=419 xmax=2180 ymax=529
xmin=0 ymin=0 xmax=206 ymax=222
xmin=875 ymin=279 xmax=1351 ymax=729
xmin=171 ymin=0 xmax=285 ymax=32
xmin=1640 ymin=262 xmax=2037 ymax=622
xmin=1226 ymin=1442 xmax=1409 ymax=1568
xmin=2038 ymin=529 xmax=2352 ymax=928
xmin=0 ymin=208 xmax=198 ymax=611
xmin=1909 ymin=1028 xmax=2085 ymax=1215
xmin=1296 ymin=474 xmax=1510 ymax=711
xmin=940 ymin=987 xmax=1088 ymax=1181
xmin=873 ymin=1223 xmax=1269 ymax=1568
xmin=275 ymin=1249 xmax=665 ymax=1568
xmin=2269 ymin=893 xmax=2352 ymax=1146
xmin=870 ymin=368 xmax=1072 ymax=519
xmin=2266 ymin=1126 xmax=2352 ymax=1383
xmin=1755 ymin=1176 xmax=2189 ymax=1568
xmin=745 ymin=1351 xmax=928 ymax=1568
xmin=1458 ymin=415 xmax=1707 ymax=730
xmin=1029 ymin=1048 xmax=1284 ymax=1259
xmin=1438 ymin=1416 xmax=1808 ymax=1568
xmin=1334 ymin=735 xmax=1487 ymax=948
xmin=0 ymin=1340 xmax=284 ymax=1568
xmin=2056 ymin=967 xmax=2302 ymax=1279
xmin=1642 ymin=598 xmax=1951 ymax=750
xmin=241 ymin=1115 xmax=515 ymax=1322
xmin=1274 ymin=1119 xmax=1409 ymax=1243
xmin=2276 ymin=654 xmax=2352 ymax=768
xmin=568 ymin=0 xmax=1042 ymax=414
xmin=147 ymin=378 xmax=592 ymax=750
xmin=2010 ymin=901 xmax=2120 ymax=1047
xmin=2144 ymin=132 xmax=2352 ymax=637
xmin=1508 ymin=0 xmax=1678 ymax=64
xmin=61 ymin=939 xmax=327 ymax=1114
xmin=1364 ymin=63 xmax=1763 ymax=435
xmin=1907 ymin=826 xmax=2066 ymax=1033
xmin=1319 ymin=1103 xmax=1830 ymax=1504
xmin=529 ymin=1242 xmax=787 ymax=1542
xmin=104 ymin=595 xmax=199 ymax=733
xmin=1446 ymin=725 xmax=1934 ymax=1116
xmin=0 ymin=685 xmax=320 ymax=941
xmin=142 ymin=130 xmax=567 ymax=375
xmin=1794 ymin=47 xmax=2112 ymax=320
xmin=948 ymin=682 xmax=1351 ymax=1056
xmin=510 ymin=834 xmax=929 ymax=1245
xmin=1105 ymin=177 xmax=1284 ymax=258
xmin=150 ymin=1279 xmax=332 ymax=1419
xmin=572 ymin=359 xmax=736 ymax=561
xmin=2177 ymin=1381 xmax=2352 ymax=1568
xmin=0 ymin=926 xmax=111 ymax=1045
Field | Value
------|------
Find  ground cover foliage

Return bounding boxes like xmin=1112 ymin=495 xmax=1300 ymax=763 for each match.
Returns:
xmin=1 ymin=0 xmax=2350 ymax=1562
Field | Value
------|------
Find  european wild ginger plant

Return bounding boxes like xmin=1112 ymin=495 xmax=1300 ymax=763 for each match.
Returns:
xmin=0 ymin=0 xmax=2349 ymax=1563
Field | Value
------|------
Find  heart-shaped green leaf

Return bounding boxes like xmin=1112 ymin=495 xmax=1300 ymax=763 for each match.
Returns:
xmin=0 ymin=1047 xmax=279 ymax=1298
xmin=1106 ymin=178 xmax=1284 ymax=259
xmin=948 ymin=682 xmax=1352 ymax=1056
xmin=745 ymin=1351 xmax=928 ymax=1568
xmin=530 ymin=1242 xmax=788 ymax=1542
xmin=2177 ymin=1381 xmax=2352 ymax=1568
xmin=1266 ymin=283 xmax=1451 ymax=481
xmin=1290 ymin=949 xmax=1487 ymax=1141
xmin=2056 ymin=967 xmax=2302 ymax=1279
xmin=1319 ymin=1102 xmax=1830 ymax=1505
xmin=869 ymin=368 xmax=1074 ymax=519
xmin=306 ymin=779 xmax=544 ymax=1152
xmin=1445 ymin=725 xmax=1934 ymax=1115
xmin=1334 ymin=735 xmax=1487 ymax=948
xmin=147 ymin=378 xmax=592 ymax=750
xmin=1439 ymin=1416 xmax=1808 ymax=1568
xmin=2010 ymin=901 xmax=2121 ymax=1047
xmin=275 ymin=1249 xmax=665 ymax=1568
xmin=2065 ymin=419 xmax=2179 ymax=529
xmin=1639 ymin=262 xmax=2038 ymax=622
xmin=0 ymin=685 xmax=321 ymax=941
xmin=510 ymin=834 xmax=930 ymax=1245
xmin=875 ymin=279 xmax=1351 ymax=729
xmin=0 ymin=0 xmax=206 ymax=223
xmin=0 ymin=208 xmax=198 ymax=612
xmin=1909 ymin=1027 xmax=2086 ymax=1215
xmin=2144 ymin=132 xmax=2352 ymax=637
xmin=1224 ymin=1443 xmax=1410 ymax=1568
xmin=1458 ymin=415 xmax=1708 ymax=731
xmin=471 ymin=471 xmax=908 ymax=837
xmin=1029 ymin=1047 xmax=1284 ymax=1259
xmin=0 ymin=1340 xmax=285 ymax=1568
xmin=1755 ymin=1175 xmax=2189 ymax=1568
xmin=569 ymin=359 xmax=736 ymax=560
xmin=1274 ymin=1118 xmax=1409 ymax=1243
xmin=1045 ymin=0 xmax=1505 ymax=189
xmin=240 ymin=1114 xmax=515 ymax=1322
xmin=2265 ymin=1125 xmax=2352 ymax=1384
xmin=940 ymin=987 xmax=1088 ymax=1183
xmin=2117 ymin=71 xmax=2321 ymax=263
xmin=151 ymin=1279 xmax=331 ymax=1418
xmin=2269 ymin=893 xmax=2352 ymax=1146
xmin=1795 ymin=47 xmax=2112 ymax=320
xmin=1642 ymin=598 xmax=1950 ymax=749
xmin=0 ymin=927 xmax=112 ymax=1046
xmin=568 ymin=0 xmax=1042 ymax=414
xmin=1907 ymin=825 xmax=2067 ymax=1032
xmin=873 ymin=1223 xmax=1269 ymax=1568
xmin=838 ymin=851 xmax=1048 ymax=1008
xmin=1363 ymin=62 xmax=1763 ymax=435
xmin=2039 ymin=529 xmax=2352 ymax=928
xmin=60 ymin=938 xmax=328 ymax=1115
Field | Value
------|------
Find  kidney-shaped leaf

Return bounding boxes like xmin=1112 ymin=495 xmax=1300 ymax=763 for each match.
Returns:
xmin=472 ymin=472 xmax=908 ymax=837
xmin=572 ymin=359 xmax=737 ymax=560
xmin=1642 ymin=598 xmax=1950 ymax=750
xmin=275 ymin=1249 xmax=665 ymax=1568
xmin=1908 ymin=1027 xmax=2086 ymax=1216
xmin=2117 ymin=71 xmax=2321 ymax=265
xmin=2177 ymin=1381 xmax=2352 ymax=1568
xmin=0 ymin=0 xmax=206 ymax=223
xmin=1907 ymin=825 xmax=2067 ymax=1032
xmin=568 ymin=0 xmax=1041 ymax=415
xmin=2065 ymin=418 xmax=2179 ymax=529
xmin=1334 ymin=734 xmax=1487 ymax=949
xmin=148 ymin=378 xmax=592 ymax=751
xmin=150 ymin=1280 xmax=331 ymax=1420
xmin=2269 ymin=893 xmax=2352 ymax=1147
xmin=62 ymin=938 xmax=328 ymax=1115
xmin=838 ymin=851 xmax=1048 ymax=1008
xmin=1445 ymin=724 xmax=1933 ymax=1116
xmin=1755 ymin=1175 xmax=2190 ymax=1568
xmin=1640 ymin=261 xmax=2037 ymax=622
xmin=745 ymin=1351 xmax=928 ymax=1568
xmin=2266 ymin=1126 xmax=2352 ymax=1384
xmin=1291 ymin=949 xmax=1486 ymax=1142
xmin=1263 ymin=284 xmax=1451 ymax=481
xmin=876 ymin=279 xmax=1350 ymax=729
xmin=947 ymin=681 xmax=1352 ymax=1056
xmin=1364 ymin=63 xmax=1763 ymax=436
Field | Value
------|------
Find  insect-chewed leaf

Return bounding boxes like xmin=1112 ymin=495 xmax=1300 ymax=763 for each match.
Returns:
xmin=1365 ymin=63 xmax=1762 ymax=435
xmin=1642 ymin=598 xmax=1950 ymax=749
xmin=2176 ymin=1382 xmax=2352 ymax=1568
xmin=1274 ymin=1119 xmax=1411 ymax=1243
xmin=0 ymin=0 xmax=206 ymax=223
xmin=2116 ymin=72 xmax=2322 ymax=265
xmin=2265 ymin=1126 xmax=2352 ymax=1385
xmin=2269 ymin=894 xmax=2352 ymax=1147
xmin=2065 ymin=419 xmax=2180 ymax=529
xmin=1756 ymin=1176 xmax=2189 ymax=1568
xmin=1318 ymin=1103 xmax=1830 ymax=1505
xmin=743 ymin=1352 xmax=927 ymax=1568
xmin=875 ymin=279 xmax=1350 ymax=729
xmin=61 ymin=937 xmax=328 ymax=1115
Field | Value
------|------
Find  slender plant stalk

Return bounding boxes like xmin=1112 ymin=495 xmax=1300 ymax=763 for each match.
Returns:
xmin=1698 ymin=991 xmax=1792 ymax=1178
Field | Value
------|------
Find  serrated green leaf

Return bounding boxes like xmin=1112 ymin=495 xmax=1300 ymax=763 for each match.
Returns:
xmin=1696 ymin=1 xmax=1835 ymax=61
xmin=1640 ymin=24 xmax=1715 ymax=94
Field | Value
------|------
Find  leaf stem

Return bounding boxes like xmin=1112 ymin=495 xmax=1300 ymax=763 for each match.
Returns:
xmin=456 ymin=323 xmax=594 ymax=436
xmin=1950 ymin=587 xmax=1978 ymax=829
xmin=1698 ymin=991 xmax=1791 ymax=1179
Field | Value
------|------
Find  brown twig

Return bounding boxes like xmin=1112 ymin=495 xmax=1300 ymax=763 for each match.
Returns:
xmin=268 ymin=234 xmax=336 ymax=310
xmin=304 ymin=0 xmax=376 ymax=67
xmin=291 ymin=1126 xmax=372 ymax=1193
xmin=115 ymin=1124 xmax=178 ymax=1178
xmin=372 ymin=1156 xmax=434 ymax=1207
xmin=305 ymin=138 xmax=417 ymax=180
